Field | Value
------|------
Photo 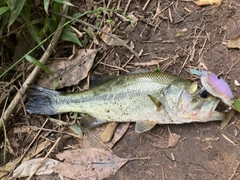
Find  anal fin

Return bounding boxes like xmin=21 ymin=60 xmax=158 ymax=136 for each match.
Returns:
xmin=135 ymin=121 xmax=157 ymax=133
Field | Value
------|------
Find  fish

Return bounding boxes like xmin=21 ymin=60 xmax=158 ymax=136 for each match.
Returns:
xmin=190 ymin=69 xmax=234 ymax=106
xmin=26 ymin=72 xmax=225 ymax=133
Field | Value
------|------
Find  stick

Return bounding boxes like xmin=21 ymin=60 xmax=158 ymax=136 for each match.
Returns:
xmin=0 ymin=5 xmax=68 ymax=131
xmin=48 ymin=10 xmax=140 ymax=60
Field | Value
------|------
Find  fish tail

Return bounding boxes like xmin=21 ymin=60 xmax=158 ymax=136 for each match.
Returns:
xmin=26 ymin=85 xmax=60 ymax=115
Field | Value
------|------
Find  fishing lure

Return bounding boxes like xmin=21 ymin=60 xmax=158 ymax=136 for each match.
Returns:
xmin=190 ymin=69 xmax=234 ymax=106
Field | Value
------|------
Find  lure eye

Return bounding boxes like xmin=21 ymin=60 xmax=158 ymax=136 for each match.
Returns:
xmin=217 ymin=76 xmax=221 ymax=79
xmin=200 ymin=90 xmax=209 ymax=99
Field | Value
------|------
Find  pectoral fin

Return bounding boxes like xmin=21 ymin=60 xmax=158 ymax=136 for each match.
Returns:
xmin=148 ymin=94 xmax=162 ymax=111
xmin=80 ymin=114 xmax=105 ymax=129
xmin=135 ymin=121 xmax=157 ymax=133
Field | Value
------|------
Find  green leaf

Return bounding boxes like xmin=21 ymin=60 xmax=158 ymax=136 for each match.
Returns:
xmin=25 ymin=55 xmax=53 ymax=75
xmin=154 ymin=68 xmax=161 ymax=73
xmin=0 ymin=6 xmax=9 ymax=16
xmin=53 ymin=0 xmax=75 ymax=6
xmin=233 ymin=99 xmax=240 ymax=112
xmin=53 ymin=1 xmax=61 ymax=12
xmin=61 ymin=25 xmax=82 ymax=47
xmin=69 ymin=124 xmax=83 ymax=139
xmin=87 ymin=27 xmax=93 ymax=40
xmin=8 ymin=0 xmax=26 ymax=28
xmin=0 ymin=11 xmax=9 ymax=36
xmin=44 ymin=0 xmax=50 ymax=14
xmin=20 ymin=13 xmax=44 ymax=50
xmin=106 ymin=19 xmax=112 ymax=23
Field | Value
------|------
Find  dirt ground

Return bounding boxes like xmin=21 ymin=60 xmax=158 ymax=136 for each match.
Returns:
xmin=1 ymin=0 xmax=240 ymax=180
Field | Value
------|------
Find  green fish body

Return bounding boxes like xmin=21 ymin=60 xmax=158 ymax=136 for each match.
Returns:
xmin=26 ymin=72 xmax=225 ymax=133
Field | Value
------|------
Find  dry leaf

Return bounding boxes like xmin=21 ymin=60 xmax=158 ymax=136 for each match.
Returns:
xmin=11 ymin=158 xmax=59 ymax=178
xmin=105 ymin=123 xmax=130 ymax=148
xmin=83 ymin=122 xmax=130 ymax=149
xmin=223 ymin=35 xmax=240 ymax=49
xmin=53 ymin=148 xmax=128 ymax=179
xmin=221 ymin=109 xmax=236 ymax=129
xmin=168 ymin=133 xmax=181 ymax=147
xmin=100 ymin=25 xmax=129 ymax=46
xmin=100 ymin=122 xmax=119 ymax=143
xmin=0 ymin=141 xmax=51 ymax=179
xmin=38 ymin=49 xmax=97 ymax=89
xmin=194 ymin=0 xmax=222 ymax=6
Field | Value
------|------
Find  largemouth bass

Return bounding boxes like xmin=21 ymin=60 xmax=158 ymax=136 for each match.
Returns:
xmin=26 ymin=72 xmax=225 ymax=133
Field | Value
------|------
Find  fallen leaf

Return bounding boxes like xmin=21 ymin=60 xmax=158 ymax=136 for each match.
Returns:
xmin=221 ymin=108 xmax=236 ymax=129
xmin=11 ymin=158 xmax=59 ymax=178
xmin=194 ymin=0 xmax=222 ymax=6
xmin=100 ymin=122 xmax=119 ymax=143
xmin=233 ymin=99 xmax=240 ymax=113
xmin=38 ymin=49 xmax=97 ymax=89
xmin=115 ymin=12 xmax=138 ymax=25
xmin=100 ymin=25 xmax=129 ymax=46
xmin=53 ymin=148 xmax=128 ymax=180
xmin=0 ymin=140 xmax=51 ymax=179
xmin=168 ymin=133 xmax=181 ymax=147
xmin=83 ymin=122 xmax=130 ymax=149
xmin=223 ymin=35 xmax=240 ymax=49
xmin=105 ymin=123 xmax=130 ymax=148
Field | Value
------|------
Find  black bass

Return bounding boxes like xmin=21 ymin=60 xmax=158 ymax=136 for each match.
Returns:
xmin=26 ymin=72 xmax=225 ymax=133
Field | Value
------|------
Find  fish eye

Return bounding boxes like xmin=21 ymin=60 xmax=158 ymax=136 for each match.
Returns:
xmin=217 ymin=76 xmax=221 ymax=79
xmin=200 ymin=90 xmax=208 ymax=99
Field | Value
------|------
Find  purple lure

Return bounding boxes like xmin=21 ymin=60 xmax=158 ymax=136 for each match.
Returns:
xmin=190 ymin=69 xmax=234 ymax=106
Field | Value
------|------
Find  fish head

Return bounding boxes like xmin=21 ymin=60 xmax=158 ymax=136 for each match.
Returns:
xmin=179 ymin=90 xmax=225 ymax=121
xmin=160 ymin=81 xmax=225 ymax=123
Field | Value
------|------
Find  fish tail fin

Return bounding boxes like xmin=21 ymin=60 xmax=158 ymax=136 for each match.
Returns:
xmin=26 ymin=85 xmax=60 ymax=115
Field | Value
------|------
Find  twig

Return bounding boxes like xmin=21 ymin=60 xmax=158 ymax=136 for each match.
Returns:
xmin=143 ymin=0 xmax=151 ymax=11
xmin=124 ymin=0 xmax=131 ymax=14
xmin=27 ymin=137 xmax=61 ymax=180
xmin=99 ymin=62 xmax=129 ymax=72
xmin=0 ymin=5 xmax=68 ymax=131
xmin=48 ymin=10 xmax=140 ymax=60
xmin=6 ymin=118 xmax=49 ymax=179
xmin=152 ymin=2 xmax=173 ymax=21
xmin=178 ymin=29 xmax=202 ymax=75
xmin=228 ymin=162 xmax=240 ymax=180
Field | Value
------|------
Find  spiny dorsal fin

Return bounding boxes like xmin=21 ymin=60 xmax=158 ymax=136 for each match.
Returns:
xmin=135 ymin=121 xmax=156 ymax=133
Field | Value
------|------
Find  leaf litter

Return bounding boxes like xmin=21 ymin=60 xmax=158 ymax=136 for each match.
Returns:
xmin=38 ymin=49 xmax=98 ymax=89
xmin=53 ymin=148 xmax=149 ymax=180
xmin=223 ymin=34 xmax=240 ymax=49
xmin=11 ymin=158 xmax=59 ymax=178
xmin=100 ymin=25 xmax=129 ymax=46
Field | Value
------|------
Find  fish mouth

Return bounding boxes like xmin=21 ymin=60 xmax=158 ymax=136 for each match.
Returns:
xmin=212 ymin=99 xmax=220 ymax=113
xmin=203 ymin=98 xmax=226 ymax=121
xmin=181 ymin=91 xmax=225 ymax=121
